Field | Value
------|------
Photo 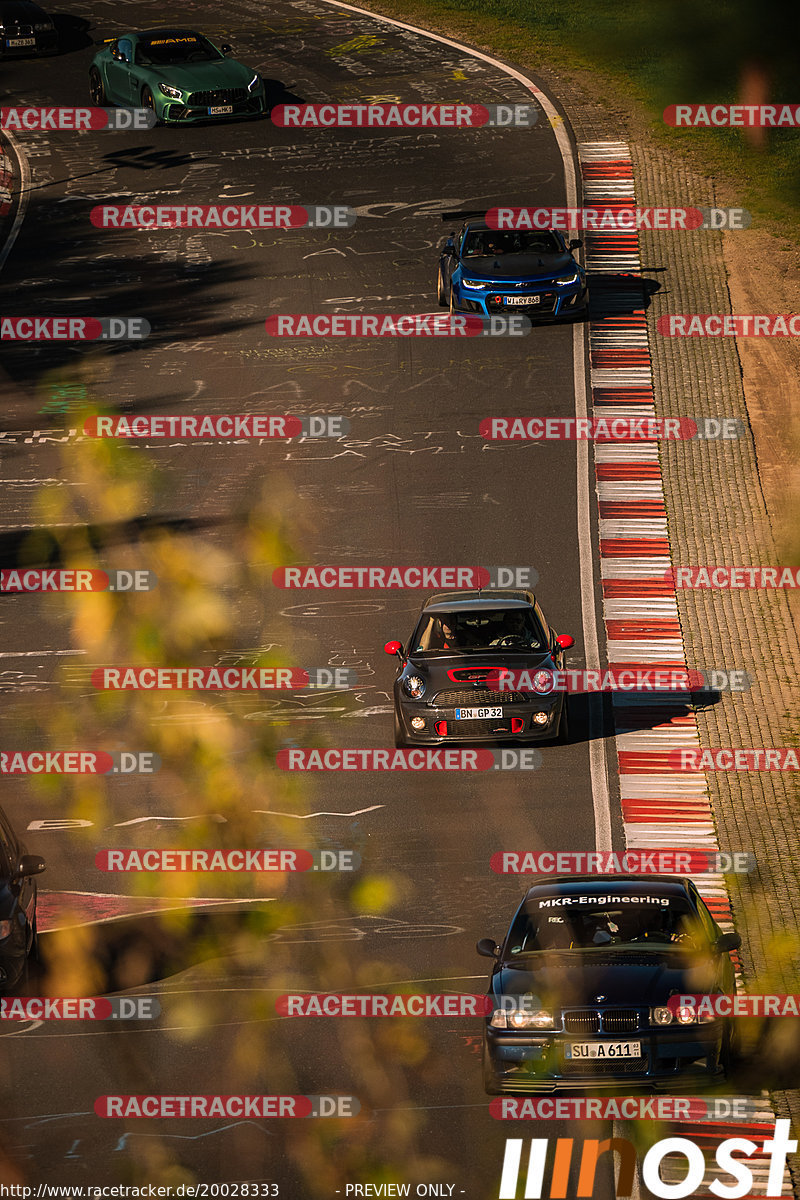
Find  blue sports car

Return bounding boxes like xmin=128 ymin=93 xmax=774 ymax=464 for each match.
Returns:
xmin=437 ymin=215 xmax=588 ymax=321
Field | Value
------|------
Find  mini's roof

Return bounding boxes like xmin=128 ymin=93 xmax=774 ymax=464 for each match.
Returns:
xmin=422 ymin=589 xmax=535 ymax=612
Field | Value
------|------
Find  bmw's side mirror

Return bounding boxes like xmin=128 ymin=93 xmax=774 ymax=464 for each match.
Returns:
xmin=716 ymin=931 xmax=741 ymax=954
xmin=476 ymin=938 xmax=499 ymax=959
xmin=16 ymin=855 xmax=46 ymax=879
xmin=569 ymin=238 xmax=582 ymax=250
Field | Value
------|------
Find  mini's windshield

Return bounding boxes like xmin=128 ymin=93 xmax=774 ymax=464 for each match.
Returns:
xmin=135 ymin=33 xmax=222 ymax=65
xmin=505 ymin=896 xmax=704 ymax=954
xmin=411 ymin=608 xmax=545 ymax=653
xmin=462 ymin=230 xmax=563 ymax=258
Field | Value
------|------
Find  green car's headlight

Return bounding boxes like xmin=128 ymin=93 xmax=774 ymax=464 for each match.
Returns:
xmin=248 ymin=74 xmax=260 ymax=92
xmin=159 ymin=83 xmax=183 ymax=100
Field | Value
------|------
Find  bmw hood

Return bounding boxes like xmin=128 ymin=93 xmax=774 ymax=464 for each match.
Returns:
xmin=491 ymin=953 xmax=700 ymax=1009
xmin=461 ymin=252 xmax=577 ymax=283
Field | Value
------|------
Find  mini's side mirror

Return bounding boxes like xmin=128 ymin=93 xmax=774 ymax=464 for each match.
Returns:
xmin=384 ymin=640 xmax=403 ymax=658
xmin=716 ymin=931 xmax=741 ymax=954
xmin=556 ymin=634 xmax=575 ymax=650
xmin=476 ymin=937 xmax=499 ymax=959
xmin=17 ymin=855 xmax=46 ymax=879
xmin=569 ymin=238 xmax=582 ymax=250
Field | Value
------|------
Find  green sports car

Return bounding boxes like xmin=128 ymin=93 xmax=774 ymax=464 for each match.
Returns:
xmin=89 ymin=27 xmax=267 ymax=124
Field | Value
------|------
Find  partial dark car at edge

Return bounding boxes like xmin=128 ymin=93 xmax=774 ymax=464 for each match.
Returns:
xmin=0 ymin=0 xmax=57 ymax=56
xmin=0 ymin=805 xmax=45 ymax=994
xmin=478 ymin=875 xmax=741 ymax=1094
xmin=385 ymin=589 xmax=575 ymax=747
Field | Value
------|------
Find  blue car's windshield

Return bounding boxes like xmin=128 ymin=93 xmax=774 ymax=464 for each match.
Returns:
xmin=462 ymin=230 xmax=563 ymax=258
xmin=135 ymin=32 xmax=223 ymax=65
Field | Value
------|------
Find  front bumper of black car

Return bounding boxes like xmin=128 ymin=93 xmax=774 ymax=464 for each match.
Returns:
xmin=483 ymin=1023 xmax=726 ymax=1093
xmin=0 ymin=31 xmax=58 ymax=56
xmin=395 ymin=694 xmax=564 ymax=743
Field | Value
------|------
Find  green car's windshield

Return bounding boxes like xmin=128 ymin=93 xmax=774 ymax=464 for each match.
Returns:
xmin=135 ymin=32 xmax=223 ymax=66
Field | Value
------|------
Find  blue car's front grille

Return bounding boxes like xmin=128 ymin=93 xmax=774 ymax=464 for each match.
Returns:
xmin=189 ymin=88 xmax=247 ymax=106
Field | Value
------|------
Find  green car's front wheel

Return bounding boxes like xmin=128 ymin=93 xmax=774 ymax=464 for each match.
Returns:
xmin=141 ymin=86 xmax=160 ymax=124
xmin=89 ymin=67 xmax=106 ymax=105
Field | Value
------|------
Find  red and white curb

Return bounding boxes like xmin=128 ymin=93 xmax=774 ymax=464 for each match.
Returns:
xmin=579 ymin=139 xmax=791 ymax=1195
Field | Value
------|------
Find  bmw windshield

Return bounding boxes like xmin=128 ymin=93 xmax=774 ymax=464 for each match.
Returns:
xmin=504 ymin=896 xmax=704 ymax=956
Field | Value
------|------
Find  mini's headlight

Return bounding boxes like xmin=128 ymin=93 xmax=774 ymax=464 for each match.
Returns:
xmin=248 ymin=73 xmax=260 ymax=92
xmin=531 ymin=669 xmax=554 ymax=694
xmin=402 ymin=675 xmax=426 ymax=699
xmin=555 ymin=272 xmax=580 ymax=286
xmin=159 ymin=83 xmax=183 ymax=100
xmin=461 ymin=279 xmax=488 ymax=291
xmin=651 ymin=1006 xmax=673 ymax=1026
xmin=675 ymin=1005 xmax=698 ymax=1025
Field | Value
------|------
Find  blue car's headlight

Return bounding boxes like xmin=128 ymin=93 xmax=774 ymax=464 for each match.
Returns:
xmin=248 ymin=73 xmax=261 ymax=92
xmin=461 ymin=279 xmax=489 ymax=291
xmin=159 ymin=83 xmax=183 ymax=100
xmin=555 ymin=271 xmax=580 ymax=286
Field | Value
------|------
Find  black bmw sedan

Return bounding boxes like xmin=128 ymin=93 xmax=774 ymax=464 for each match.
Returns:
xmin=478 ymin=875 xmax=741 ymax=1094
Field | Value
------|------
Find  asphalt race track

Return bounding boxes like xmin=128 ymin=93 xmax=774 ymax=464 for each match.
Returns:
xmin=0 ymin=0 xmax=630 ymax=1194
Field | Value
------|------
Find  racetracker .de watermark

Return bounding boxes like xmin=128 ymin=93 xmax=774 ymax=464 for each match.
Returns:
xmin=276 ymin=748 xmax=542 ymax=771
xmin=276 ymin=993 xmax=493 ymax=1016
xmin=1 ymin=997 xmax=159 ymax=1019
xmin=490 ymin=850 xmax=754 ymax=874
xmin=264 ymin=314 xmax=529 ymax=337
xmin=82 ymin=415 xmax=348 ymax=439
xmin=486 ymin=207 xmax=750 ymax=231
xmin=271 ymin=103 xmax=537 ymax=127
xmin=664 ymin=104 xmax=800 ymax=127
xmin=658 ymin=315 xmax=800 ymax=336
xmin=0 ymin=569 xmax=155 ymax=592
xmin=668 ymin=566 xmax=800 ymax=588
xmin=0 ymin=107 xmax=156 ymax=130
xmin=272 ymin=565 xmax=537 ymax=589
xmin=668 ymin=748 xmax=800 ymax=770
xmin=1 ymin=318 xmax=149 ymax=341
xmin=89 ymin=206 xmax=356 ymax=229
xmin=479 ymin=417 xmax=745 ymax=440
xmin=95 ymin=1095 xmax=359 ymax=1118
xmin=491 ymin=1097 xmax=769 ymax=1121
xmin=91 ymin=667 xmax=357 ymax=690
xmin=669 ymin=994 xmax=800 ymax=1017
xmin=95 ymin=848 xmax=360 ymax=872
xmin=0 ymin=751 xmax=158 ymax=774
xmin=485 ymin=668 xmax=747 ymax=693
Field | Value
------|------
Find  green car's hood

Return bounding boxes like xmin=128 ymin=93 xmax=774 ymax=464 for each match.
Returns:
xmin=140 ymin=58 xmax=253 ymax=92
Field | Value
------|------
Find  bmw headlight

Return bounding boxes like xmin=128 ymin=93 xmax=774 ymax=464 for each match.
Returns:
xmin=651 ymin=1006 xmax=673 ymax=1026
xmin=461 ymin=279 xmax=489 ymax=291
xmin=530 ymin=669 xmax=554 ymax=694
xmin=159 ymin=83 xmax=183 ymax=100
xmin=248 ymin=73 xmax=261 ymax=92
xmin=0 ymin=920 xmax=12 ymax=939
xmin=490 ymin=1008 xmax=555 ymax=1030
xmin=402 ymin=675 xmax=426 ymax=699
xmin=555 ymin=272 xmax=580 ymax=286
